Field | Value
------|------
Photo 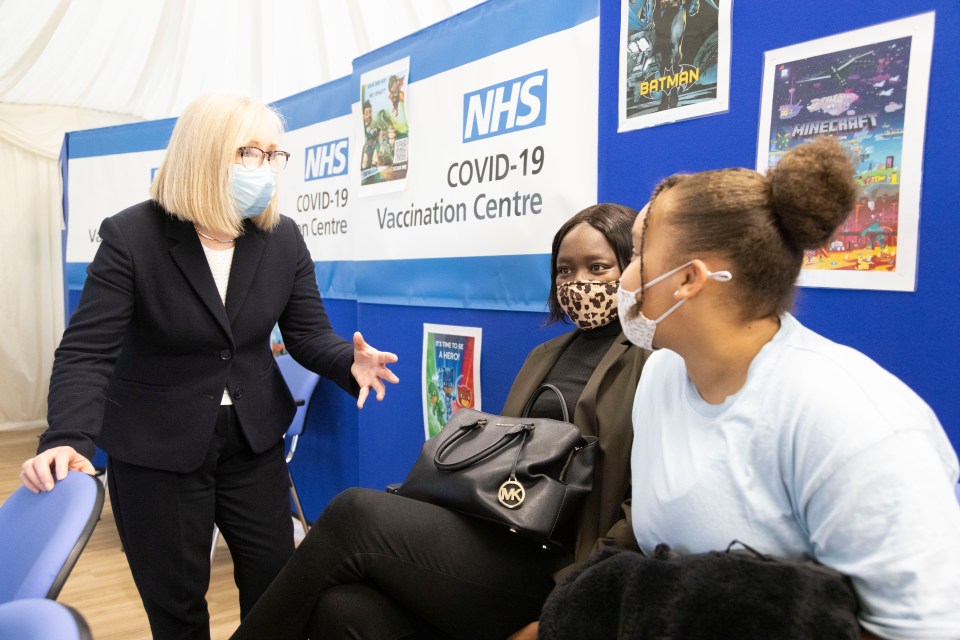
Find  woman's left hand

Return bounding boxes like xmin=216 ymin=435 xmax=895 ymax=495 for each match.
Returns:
xmin=350 ymin=331 xmax=399 ymax=408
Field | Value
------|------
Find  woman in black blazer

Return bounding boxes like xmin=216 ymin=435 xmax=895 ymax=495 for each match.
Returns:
xmin=19 ymin=92 xmax=399 ymax=639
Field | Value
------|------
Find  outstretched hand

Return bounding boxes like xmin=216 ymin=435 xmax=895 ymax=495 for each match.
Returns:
xmin=350 ymin=331 xmax=399 ymax=409
xmin=20 ymin=446 xmax=95 ymax=493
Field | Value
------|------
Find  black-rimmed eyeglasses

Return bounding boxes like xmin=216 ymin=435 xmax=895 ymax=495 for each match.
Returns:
xmin=238 ymin=146 xmax=291 ymax=172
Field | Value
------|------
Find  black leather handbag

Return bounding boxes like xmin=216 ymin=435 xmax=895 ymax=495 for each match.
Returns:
xmin=390 ymin=384 xmax=598 ymax=545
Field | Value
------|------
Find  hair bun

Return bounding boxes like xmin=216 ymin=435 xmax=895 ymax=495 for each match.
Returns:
xmin=768 ymin=137 xmax=858 ymax=250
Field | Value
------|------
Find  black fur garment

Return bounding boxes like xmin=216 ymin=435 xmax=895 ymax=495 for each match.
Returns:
xmin=539 ymin=545 xmax=860 ymax=640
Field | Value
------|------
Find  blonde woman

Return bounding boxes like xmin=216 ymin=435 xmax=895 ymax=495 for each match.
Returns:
xmin=20 ymin=93 xmax=399 ymax=639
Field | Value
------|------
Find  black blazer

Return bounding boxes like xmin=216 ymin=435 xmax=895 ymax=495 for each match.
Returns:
xmin=41 ymin=200 xmax=357 ymax=473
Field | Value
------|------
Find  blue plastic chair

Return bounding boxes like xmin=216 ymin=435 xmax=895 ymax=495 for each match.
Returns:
xmin=211 ymin=354 xmax=320 ymax=558
xmin=275 ymin=354 xmax=321 ymax=535
xmin=0 ymin=598 xmax=93 ymax=640
xmin=0 ymin=471 xmax=104 ymax=603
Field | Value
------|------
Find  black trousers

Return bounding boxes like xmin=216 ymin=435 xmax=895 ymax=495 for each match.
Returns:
xmin=108 ymin=405 xmax=295 ymax=640
xmin=231 ymin=487 xmax=572 ymax=640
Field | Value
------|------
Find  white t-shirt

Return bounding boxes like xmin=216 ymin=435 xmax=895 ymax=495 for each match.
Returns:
xmin=631 ymin=313 xmax=960 ymax=639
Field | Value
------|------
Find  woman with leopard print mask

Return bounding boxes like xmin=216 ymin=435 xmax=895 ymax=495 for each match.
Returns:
xmin=233 ymin=204 xmax=651 ymax=640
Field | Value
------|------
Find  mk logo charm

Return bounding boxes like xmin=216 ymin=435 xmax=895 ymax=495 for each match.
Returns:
xmin=498 ymin=477 xmax=525 ymax=509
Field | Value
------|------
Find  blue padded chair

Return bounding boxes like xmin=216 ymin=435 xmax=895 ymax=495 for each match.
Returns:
xmin=0 ymin=471 xmax=104 ymax=603
xmin=275 ymin=354 xmax=321 ymax=535
xmin=0 ymin=598 xmax=93 ymax=640
xmin=211 ymin=354 xmax=320 ymax=558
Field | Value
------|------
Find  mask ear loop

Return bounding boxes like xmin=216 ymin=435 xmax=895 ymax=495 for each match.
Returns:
xmin=649 ymin=297 xmax=687 ymax=323
xmin=673 ymin=270 xmax=731 ymax=298
xmin=636 ymin=264 xmax=732 ymax=306
xmin=707 ymin=270 xmax=732 ymax=282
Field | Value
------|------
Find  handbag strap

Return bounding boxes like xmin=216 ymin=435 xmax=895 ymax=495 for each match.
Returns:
xmin=434 ymin=418 xmax=534 ymax=471
xmin=725 ymin=540 xmax=773 ymax=561
xmin=520 ymin=383 xmax=569 ymax=422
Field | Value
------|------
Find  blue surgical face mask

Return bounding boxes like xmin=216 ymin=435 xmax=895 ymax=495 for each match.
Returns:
xmin=232 ymin=163 xmax=276 ymax=218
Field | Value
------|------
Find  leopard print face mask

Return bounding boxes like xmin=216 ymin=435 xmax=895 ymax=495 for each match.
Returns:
xmin=555 ymin=280 xmax=620 ymax=330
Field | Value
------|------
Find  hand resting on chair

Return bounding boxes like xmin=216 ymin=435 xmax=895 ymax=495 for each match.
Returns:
xmin=20 ymin=446 xmax=95 ymax=493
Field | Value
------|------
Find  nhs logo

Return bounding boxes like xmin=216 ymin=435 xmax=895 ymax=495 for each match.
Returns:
xmin=462 ymin=70 xmax=548 ymax=143
xmin=304 ymin=138 xmax=349 ymax=181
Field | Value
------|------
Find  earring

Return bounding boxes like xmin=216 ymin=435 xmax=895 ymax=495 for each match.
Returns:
xmin=673 ymin=290 xmax=680 ymax=297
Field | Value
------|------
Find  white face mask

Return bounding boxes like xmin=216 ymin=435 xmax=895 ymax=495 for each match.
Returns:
xmin=617 ymin=260 xmax=732 ymax=350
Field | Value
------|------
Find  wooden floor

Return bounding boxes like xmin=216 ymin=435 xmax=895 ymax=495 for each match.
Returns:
xmin=0 ymin=427 xmax=246 ymax=639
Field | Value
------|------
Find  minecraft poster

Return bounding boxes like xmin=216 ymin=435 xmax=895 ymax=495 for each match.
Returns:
xmin=618 ymin=0 xmax=731 ymax=131
xmin=758 ymin=13 xmax=935 ymax=291
xmin=422 ymin=324 xmax=482 ymax=439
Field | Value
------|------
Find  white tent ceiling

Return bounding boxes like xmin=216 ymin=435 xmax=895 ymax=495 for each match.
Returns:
xmin=0 ymin=0 xmax=485 ymax=118
xmin=0 ymin=0 xmax=485 ymax=429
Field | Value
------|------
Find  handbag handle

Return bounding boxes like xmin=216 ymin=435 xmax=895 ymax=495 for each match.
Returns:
xmin=434 ymin=419 xmax=534 ymax=471
xmin=520 ymin=383 xmax=569 ymax=422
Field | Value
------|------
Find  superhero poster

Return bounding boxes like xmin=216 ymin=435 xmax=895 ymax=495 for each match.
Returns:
xmin=358 ymin=57 xmax=409 ymax=195
xmin=757 ymin=13 xmax=934 ymax=292
xmin=422 ymin=324 xmax=482 ymax=439
xmin=618 ymin=0 xmax=731 ymax=132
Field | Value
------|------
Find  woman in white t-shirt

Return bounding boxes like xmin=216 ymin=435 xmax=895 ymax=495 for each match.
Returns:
xmin=617 ymin=137 xmax=960 ymax=639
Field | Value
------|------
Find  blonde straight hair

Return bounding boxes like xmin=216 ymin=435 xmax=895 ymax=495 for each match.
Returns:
xmin=150 ymin=92 xmax=285 ymax=236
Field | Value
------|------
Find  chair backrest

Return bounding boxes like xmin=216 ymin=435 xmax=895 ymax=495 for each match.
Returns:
xmin=0 ymin=598 xmax=93 ymax=640
xmin=0 ymin=471 xmax=105 ymax=603
xmin=276 ymin=354 xmax=321 ymax=439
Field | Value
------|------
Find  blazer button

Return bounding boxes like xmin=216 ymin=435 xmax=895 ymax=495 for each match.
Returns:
xmin=220 ymin=349 xmax=232 ymax=360
xmin=233 ymin=388 xmax=243 ymax=400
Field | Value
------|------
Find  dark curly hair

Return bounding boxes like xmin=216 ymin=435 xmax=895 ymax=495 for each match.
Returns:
xmin=636 ymin=137 xmax=858 ymax=320
xmin=547 ymin=203 xmax=638 ymax=324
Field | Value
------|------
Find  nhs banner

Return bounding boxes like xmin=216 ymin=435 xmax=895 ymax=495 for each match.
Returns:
xmin=63 ymin=79 xmax=357 ymax=301
xmin=63 ymin=120 xmax=174 ymax=291
xmin=351 ymin=0 xmax=599 ymax=310
xmin=63 ymin=0 xmax=599 ymax=311
xmin=275 ymin=78 xmax=355 ymax=296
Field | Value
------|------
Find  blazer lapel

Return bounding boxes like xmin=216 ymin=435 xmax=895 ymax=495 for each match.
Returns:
xmin=573 ymin=332 xmax=631 ymax=436
xmin=166 ymin=216 xmax=232 ymax=339
xmin=225 ymin=221 xmax=265 ymax=323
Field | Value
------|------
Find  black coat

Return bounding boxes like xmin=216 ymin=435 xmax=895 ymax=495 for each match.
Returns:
xmin=41 ymin=199 xmax=356 ymax=472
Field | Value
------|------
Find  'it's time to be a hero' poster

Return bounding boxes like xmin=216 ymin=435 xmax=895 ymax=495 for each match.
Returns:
xmin=422 ymin=324 xmax=482 ymax=439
